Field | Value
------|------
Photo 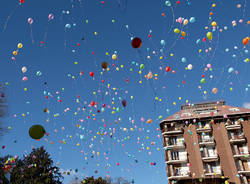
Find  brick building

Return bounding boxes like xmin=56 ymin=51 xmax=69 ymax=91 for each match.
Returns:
xmin=159 ymin=101 xmax=250 ymax=184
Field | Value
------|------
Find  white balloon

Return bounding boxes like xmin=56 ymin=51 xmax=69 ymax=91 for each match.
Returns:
xmin=187 ymin=64 xmax=193 ymax=70
xmin=22 ymin=66 xmax=27 ymax=73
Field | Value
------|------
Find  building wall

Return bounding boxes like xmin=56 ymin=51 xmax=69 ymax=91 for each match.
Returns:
xmin=183 ymin=125 xmax=204 ymax=178
xmin=212 ymin=122 xmax=241 ymax=184
xmin=241 ymin=120 xmax=250 ymax=152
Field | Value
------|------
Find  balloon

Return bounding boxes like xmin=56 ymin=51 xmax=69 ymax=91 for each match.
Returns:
xmin=140 ymin=64 xmax=144 ymax=70
xmin=48 ymin=13 xmax=54 ymax=21
xmin=187 ymin=64 xmax=193 ymax=70
xmin=165 ymin=66 xmax=171 ymax=72
xmin=181 ymin=31 xmax=186 ymax=37
xmin=189 ymin=17 xmax=195 ymax=23
xmin=206 ymin=32 xmax=212 ymax=40
xmin=212 ymin=88 xmax=218 ymax=94
xmin=243 ymin=37 xmax=249 ymax=46
xmin=43 ymin=108 xmax=49 ymax=113
xmin=29 ymin=125 xmax=46 ymax=139
xmin=183 ymin=19 xmax=188 ymax=25
xmin=13 ymin=51 xmax=18 ymax=56
xmin=22 ymin=76 xmax=28 ymax=81
xmin=19 ymin=0 xmax=24 ymax=3
xmin=207 ymin=63 xmax=212 ymax=68
xmin=181 ymin=57 xmax=187 ymax=63
xmin=112 ymin=54 xmax=117 ymax=60
xmin=65 ymin=24 xmax=71 ymax=29
xmin=90 ymin=101 xmax=95 ymax=106
xmin=101 ymin=62 xmax=108 ymax=69
xmin=228 ymin=67 xmax=234 ymax=73
xmin=131 ymin=37 xmax=142 ymax=48
xmin=211 ymin=21 xmax=217 ymax=27
xmin=21 ymin=66 xmax=27 ymax=73
xmin=174 ymin=28 xmax=180 ymax=33
xmin=165 ymin=1 xmax=171 ymax=6
xmin=146 ymin=71 xmax=153 ymax=79
xmin=200 ymin=78 xmax=205 ymax=84
xmin=17 ymin=43 xmax=23 ymax=49
xmin=28 ymin=18 xmax=33 ymax=24
xmin=89 ymin=72 xmax=94 ymax=77
xmin=146 ymin=119 xmax=152 ymax=124
xmin=160 ymin=40 xmax=165 ymax=46
xmin=122 ymin=100 xmax=127 ymax=107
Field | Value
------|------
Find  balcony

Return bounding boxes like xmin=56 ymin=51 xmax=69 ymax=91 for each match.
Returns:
xmin=233 ymin=153 xmax=250 ymax=160
xmin=205 ymin=172 xmax=221 ymax=176
xmin=202 ymin=155 xmax=218 ymax=162
xmin=238 ymin=170 xmax=250 ymax=176
xmin=164 ymin=144 xmax=185 ymax=150
xmin=229 ymin=138 xmax=246 ymax=144
xmin=168 ymin=175 xmax=190 ymax=180
xmin=197 ymin=127 xmax=212 ymax=133
xmin=166 ymin=159 xmax=188 ymax=165
xmin=162 ymin=128 xmax=183 ymax=136
xmin=226 ymin=124 xmax=241 ymax=130
xmin=199 ymin=138 xmax=215 ymax=146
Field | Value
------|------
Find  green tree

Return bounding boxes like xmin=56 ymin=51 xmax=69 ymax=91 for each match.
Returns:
xmin=10 ymin=146 xmax=63 ymax=184
xmin=81 ymin=177 xmax=109 ymax=184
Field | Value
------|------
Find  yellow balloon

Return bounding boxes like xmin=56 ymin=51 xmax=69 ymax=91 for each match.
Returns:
xmin=112 ymin=54 xmax=117 ymax=60
xmin=174 ymin=28 xmax=180 ymax=34
xmin=211 ymin=21 xmax=217 ymax=27
xmin=207 ymin=32 xmax=213 ymax=40
xmin=13 ymin=51 xmax=18 ymax=55
xmin=17 ymin=43 xmax=23 ymax=49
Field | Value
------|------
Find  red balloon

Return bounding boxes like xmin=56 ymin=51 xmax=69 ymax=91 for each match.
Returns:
xmin=89 ymin=72 xmax=94 ymax=77
xmin=19 ymin=0 xmax=24 ymax=3
xmin=165 ymin=66 xmax=171 ymax=72
xmin=131 ymin=37 xmax=142 ymax=48
xmin=122 ymin=100 xmax=127 ymax=107
xmin=90 ymin=101 xmax=95 ymax=106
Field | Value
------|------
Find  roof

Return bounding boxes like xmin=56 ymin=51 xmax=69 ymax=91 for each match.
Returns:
xmin=160 ymin=101 xmax=250 ymax=125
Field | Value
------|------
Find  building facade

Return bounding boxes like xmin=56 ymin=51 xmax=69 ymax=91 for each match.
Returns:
xmin=160 ymin=101 xmax=250 ymax=184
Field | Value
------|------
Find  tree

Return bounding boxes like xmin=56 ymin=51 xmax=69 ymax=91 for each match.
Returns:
xmin=9 ymin=146 xmax=63 ymax=184
xmin=81 ymin=177 xmax=133 ymax=184
xmin=81 ymin=177 xmax=109 ymax=184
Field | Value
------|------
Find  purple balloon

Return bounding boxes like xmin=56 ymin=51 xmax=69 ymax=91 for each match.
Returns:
xmin=48 ymin=13 xmax=54 ymax=21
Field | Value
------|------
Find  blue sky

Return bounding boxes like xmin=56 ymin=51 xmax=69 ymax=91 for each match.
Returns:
xmin=0 ymin=0 xmax=250 ymax=183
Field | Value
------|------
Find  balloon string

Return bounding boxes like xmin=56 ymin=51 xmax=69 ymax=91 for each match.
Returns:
xmin=3 ymin=4 xmax=19 ymax=32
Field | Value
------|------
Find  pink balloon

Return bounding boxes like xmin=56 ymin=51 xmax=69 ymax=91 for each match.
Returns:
xmin=22 ymin=76 xmax=28 ymax=81
xmin=207 ymin=63 xmax=212 ymax=68
xmin=48 ymin=13 xmax=54 ymax=21
xmin=28 ymin=18 xmax=33 ymax=24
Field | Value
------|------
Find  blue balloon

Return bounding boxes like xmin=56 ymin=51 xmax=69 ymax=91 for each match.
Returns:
xmin=181 ymin=57 xmax=187 ymax=63
xmin=196 ymin=39 xmax=201 ymax=44
xmin=160 ymin=40 xmax=165 ymax=46
xmin=165 ymin=1 xmax=171 ymax=6
xmin=189 ymin=17 xmax=196 ymax=23
xmin=65 ymin=24 xmax=71 ymax=29
xmin=245 ymin=50 xmax=249 ymax=54
xmin=228 ymin=67 xmax=234 ymax=73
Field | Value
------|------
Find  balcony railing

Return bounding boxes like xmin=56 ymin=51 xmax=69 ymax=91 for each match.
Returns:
xmin=229 ymin=137 xmax=246 ymax=144
xmin=162 ymin=128 xmax=183 ymax=135
xmin=202 ymin=155 xmax=218 ymax=162
xmin=238 ymin=170 xmax=250 ymax=176
xmin=168 ymin=175 xmax=190 ymax=180
xmin=226 ymin=124 xmax=241 ymax=130
xmin=197 ymin=127 xmax=212 ymax=133
xmin=164 ymin=144 xmax=185 ymax=150
xmin=165 ymin=158 xmax=188 ymax=165
xmin=233 ymin=153 xmax=249 ymax=160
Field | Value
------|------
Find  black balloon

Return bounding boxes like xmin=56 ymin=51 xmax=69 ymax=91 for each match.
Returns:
xmin=122 ymin=99 xmax=127 ymax=107
xmin=101 ymin=62 xmax=108 ymax=69
xmin=131 ymin=37 xmax=142 ymax=48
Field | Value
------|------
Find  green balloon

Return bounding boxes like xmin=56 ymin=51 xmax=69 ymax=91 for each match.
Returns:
xmin=116 ymin=107 xmax=120 ymax=112
xmin=29 ymin=125 xmax=46 ymax=139
xmin=200 ymin=78 xmax=206 ymax=84
xmin=140 ymin=64 xmax=145 ymax=70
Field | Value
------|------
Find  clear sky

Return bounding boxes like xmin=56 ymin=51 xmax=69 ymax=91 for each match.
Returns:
xmin=0 ymin=0 xmax=250 ymax=184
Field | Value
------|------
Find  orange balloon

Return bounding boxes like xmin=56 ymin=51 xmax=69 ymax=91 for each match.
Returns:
xmin=243 ymin=37 xmax=249 ymax=46
xmin=146 ymin=119 xmax=152 ymax=124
